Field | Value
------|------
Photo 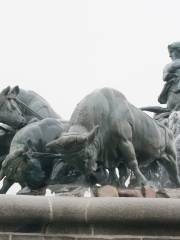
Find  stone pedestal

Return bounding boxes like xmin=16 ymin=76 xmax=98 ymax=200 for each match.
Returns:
xmin=0 ymin=195 xmax=179 ymax=239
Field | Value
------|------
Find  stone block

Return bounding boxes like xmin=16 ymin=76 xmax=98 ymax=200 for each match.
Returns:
xmin=11 ymin=233 xmax=44 ymax=240
xmin=46 ymin=223 xmax=93 ymax=235
xmin=94 ymin=185 xmax=119 ymax=197
xmin=0 ymin=233 xmax=9 ymax=240
xmin=50 ymin=197 xmax=88 ymax=223
xmin=142 ymin=186 xmax=156 ymax=198
xmin=0 ymin=195 xmax=49 ymax=225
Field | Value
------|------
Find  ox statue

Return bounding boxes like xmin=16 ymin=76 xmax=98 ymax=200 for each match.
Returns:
xmin=0 ymin=85 xmax=61 ymax=129
xmin=46 ymin=88 xmax=180 ymax=187
xmin=0 ymin=85 xmax=65 ymax=170
xmin=0 ymin=118 xmax=66 ymax=194
xmin=0 ymin=123 xmax=15 ymax=164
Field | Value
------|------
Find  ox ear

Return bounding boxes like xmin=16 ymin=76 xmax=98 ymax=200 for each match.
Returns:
xmin=11 ymin=86 xmax=20 ymax=96
xmin=1 ymin=86 xmax=11 ymax=96
xmin=25 ymin=139 xmax=36 ymax=153
xmin=87 ymin=125 xmax=99 ymax=143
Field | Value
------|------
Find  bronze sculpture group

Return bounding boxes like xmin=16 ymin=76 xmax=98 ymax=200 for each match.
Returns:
xmin=0 ymin=42 xmax=180 ymax=195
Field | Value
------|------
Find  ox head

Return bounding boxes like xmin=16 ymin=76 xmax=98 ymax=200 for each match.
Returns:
xmin=0 ymin=86 xmax=26 ymax=129
xmin=18 ymin=139 xmax=46 ymax=189
xmin=23 ymin=155 xmax=46 ymax=189
xmin=46 ymin=125 xmax=99 ymax=175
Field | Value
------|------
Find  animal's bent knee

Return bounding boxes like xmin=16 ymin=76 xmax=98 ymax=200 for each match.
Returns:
xmin=128 ymin=160 xmax=138 ymax=169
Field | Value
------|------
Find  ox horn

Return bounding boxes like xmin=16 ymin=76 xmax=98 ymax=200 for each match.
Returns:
xmin=64 ymin=126 xmax=100 ymax=144
xmin=47 ymin=134 xmax=87 ymax=147
xmin=75 ymin=135 xmax=88 ymax=144
xmin=140 ymin=106 xmax=169 ymax=114
xmin=47 ymin=126 xmax=99 ymax=150
xmin=86 ymin=125 xmax=99 ymax=143
xmin=46 ymin=139 xmax=59 ymax=149
xmin=0 ymin=123 xmax=14 ymax=132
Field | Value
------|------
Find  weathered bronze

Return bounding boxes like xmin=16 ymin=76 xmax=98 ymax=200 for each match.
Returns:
xmin=0 ymin=85 xmax=61 ymax=128
xmin=0 ymin=85 xmax=67 ymax=193
xmin=0 ymin=43 xmax=180 ymax=194
xmin=47 ymin=88 xmax=180 ymax=188
xmin=0 ymin=118 xmax=66 ymax=193
xmin=159 ymin=42 xmax=180 ymax=110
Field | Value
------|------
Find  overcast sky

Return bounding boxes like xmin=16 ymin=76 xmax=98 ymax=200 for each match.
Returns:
xmin=0 ymin=0 xmax=180 ymax=193
xmin=0 ymin=0 xmax=180 ymax=120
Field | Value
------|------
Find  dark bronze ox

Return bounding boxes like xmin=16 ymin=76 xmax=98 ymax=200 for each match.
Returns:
xmin=0 ymin=124 xmax=16 ymax=174
xmin=0 ymin=118 xmax=66 ymax=194
xmin=0 ymin=85 xmax=61 ymax=128
xmin=0 ymin=85 xmax=64 ymax=168
xmin=47 ymin=88 xmax=180 ymax=187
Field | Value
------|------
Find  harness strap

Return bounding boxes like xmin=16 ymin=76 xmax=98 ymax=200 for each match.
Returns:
xmin=25 ymin=151 xmax=62 ymax=160
xmin=12 ymin=97 xmax=44 ymax=120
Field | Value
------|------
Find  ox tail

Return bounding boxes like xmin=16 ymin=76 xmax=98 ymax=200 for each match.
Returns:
xmin=140 ymin=106 xmax=170 ymax=114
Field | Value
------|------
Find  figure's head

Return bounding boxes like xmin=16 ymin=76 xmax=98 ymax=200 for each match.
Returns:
xmin=168 ymin=42 xmax=180 ymax=60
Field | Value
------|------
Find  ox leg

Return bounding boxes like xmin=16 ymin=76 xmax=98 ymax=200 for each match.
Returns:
xmin=119 ymin=140 xmax=148 ymax=185
xmin=0 ymin=177 xmax=13 ymax=194
xmin=108 ymin=168 xmax=119 ymax=186
xmin=159 ymin=154 xmax=180 ymax=187
xmin=118 ymin=163 xmax=130 ymax=188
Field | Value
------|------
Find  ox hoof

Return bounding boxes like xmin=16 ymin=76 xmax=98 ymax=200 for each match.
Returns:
xmin=17 ymin=187 xmax=31 ymax=195
xmin=137 ymin=178 xmax=148 ymax=187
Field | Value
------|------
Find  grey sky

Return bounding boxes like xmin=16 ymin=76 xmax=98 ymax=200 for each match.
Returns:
xmin=0 ymin=0 xmax=179 ymax=120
